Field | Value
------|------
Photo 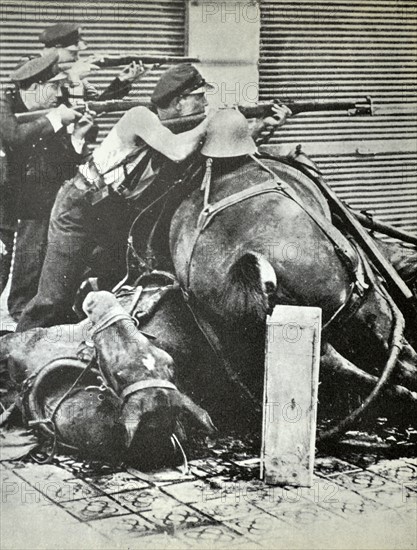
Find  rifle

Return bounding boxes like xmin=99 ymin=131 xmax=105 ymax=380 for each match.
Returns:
xmin=309 ymin=172 xmax=417 ymax=314
xmin=16 ymin=100 xmax=150 ymax=124
xmin=15 ymin=97 xmax=375 ymax=125
xmin=352 ymin=210 xmax=417 ymax=246
xmin=91 ymin=54 xmax=200 ymax=68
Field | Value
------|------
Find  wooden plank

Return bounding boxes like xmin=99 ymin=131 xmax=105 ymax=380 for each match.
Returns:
xmin=260 ymin=305 xmax=321 ymax=487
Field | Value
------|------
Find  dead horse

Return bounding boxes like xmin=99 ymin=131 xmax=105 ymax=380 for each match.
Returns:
xmin=169 ymin=153 xmax=417 ymax=438
xmin=0 ymin=291 xmax=214 ymax=467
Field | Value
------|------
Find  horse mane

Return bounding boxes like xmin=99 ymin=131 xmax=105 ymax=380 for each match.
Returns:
xmin=221 ymin=253 xmax=270 ymax=325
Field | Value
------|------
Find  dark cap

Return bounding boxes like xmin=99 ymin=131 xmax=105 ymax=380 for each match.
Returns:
xmin=39 ymin=23 xmax=87 ymax=50
xmin=10 ymin=51 xmax=67 ymax=87
xmin=151 ymin=63 xmax=211 ymax=108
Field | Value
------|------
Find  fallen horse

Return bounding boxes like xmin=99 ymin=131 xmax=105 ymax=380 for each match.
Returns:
xmin=1 ymin=140 xmax=417 ymax=465
xmin=169 ymin=141 xmax=417 ymax=440
xmin=1 ymin=271 xmax=416 ymax=466
xmin=0 ymin=288 xmax=215 ymax=467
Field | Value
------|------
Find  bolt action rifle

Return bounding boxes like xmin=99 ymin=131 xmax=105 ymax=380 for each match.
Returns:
xmin=15 ymin=96 xmax=377 ymax=125
xmin=90 ymin=54 xmax=201 ymax=68
xmin=16 ymin=97 xmax=417 ymax=132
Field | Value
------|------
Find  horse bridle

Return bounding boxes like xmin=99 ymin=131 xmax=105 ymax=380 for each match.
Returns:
xmin=89 ymin=306 xmax=180 ymax=403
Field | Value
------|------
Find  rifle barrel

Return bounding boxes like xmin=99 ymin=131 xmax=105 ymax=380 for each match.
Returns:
xmin=94 ymin=55 xmax=200 ymax=68
xmin=311 ymin=174 xmax=415 ymax=308
xmin=353 ymin=211 xmax=417 ymax=246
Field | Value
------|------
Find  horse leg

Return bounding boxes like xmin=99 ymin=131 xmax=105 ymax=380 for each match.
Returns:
xmin=396 ymin=341 xmax=417 ymax=392
xmin=329 ymin=281 xmax=417 ymax=388
xmin=321 ymin=342 xmax=417 ymax=410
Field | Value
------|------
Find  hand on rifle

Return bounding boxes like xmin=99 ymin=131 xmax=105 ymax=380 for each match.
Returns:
xmin=63 ymin=56 xmax=101 ymax=84
xmin=262 ymin=103 xmax=292 ymax=128
xmin=118 ymin=61 xmax=146 ymax=83
xmin=73 ymin=110 xmax=96 ymax=140
xmin=52 ymin=104 xmax=83 ymax=126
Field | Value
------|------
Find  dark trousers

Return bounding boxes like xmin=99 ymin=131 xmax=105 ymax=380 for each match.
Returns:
xmin=7 ymin=219 xmax=49 ymax=321
xmin=17 ymin=179 xmax=130 ymax=331
xmin=0 ymin=228 xmax=14 ymax=297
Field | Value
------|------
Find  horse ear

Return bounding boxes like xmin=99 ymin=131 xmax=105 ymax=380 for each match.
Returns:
xmin=176 ymin=393 xmax=216 ymax=435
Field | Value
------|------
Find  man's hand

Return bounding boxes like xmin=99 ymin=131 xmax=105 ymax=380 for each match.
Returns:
xmin=64 ymin=57 xmax=100 ymax=84
xmin=118 ymin=61 xmax=146 ymax=83
xmin=51 ymin=104 xmax=83 ymax=126
xmin=262 ymin=104 xmax=292 ymax=128
xmin=72 ymin=111 xmax=96 ymax=140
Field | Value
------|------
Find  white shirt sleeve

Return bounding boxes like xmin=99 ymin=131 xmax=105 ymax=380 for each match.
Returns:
xmin=71 ymin=136 xmax=85 ymax=154
xmin=46 ymin=110 xmax=63 ymax=133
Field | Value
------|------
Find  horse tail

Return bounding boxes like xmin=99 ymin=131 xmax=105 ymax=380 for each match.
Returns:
xmin=222 ymin=252 xmax=277 ymax=325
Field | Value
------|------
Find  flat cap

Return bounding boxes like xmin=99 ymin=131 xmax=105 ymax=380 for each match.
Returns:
xmin=39 ymin=23 xmax=87 ymax=50
xmin=151 ymin=63 xmax=211 ymax=108
xmin=10 ymin=51 xmax=67 ymax=86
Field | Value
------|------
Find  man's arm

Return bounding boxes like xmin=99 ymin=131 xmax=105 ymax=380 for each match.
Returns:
xmin=0 ymin=92 xmax=81 ymax=148
xmin=96 ymin=62 xmax=145 ymax=101
xmin=64 ymin=59 xmax=145 ymax=101
xmin=118 ymin=106 xmax=209 ymax=163
xmin=250 ymin=104 xmax=292 ymax=145
xmin=0 ymin=91 xmax=56 ymax=147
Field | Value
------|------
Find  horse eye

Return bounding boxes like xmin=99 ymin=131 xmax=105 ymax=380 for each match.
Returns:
xmin=114 ymin=371 xmax=124 ymax=383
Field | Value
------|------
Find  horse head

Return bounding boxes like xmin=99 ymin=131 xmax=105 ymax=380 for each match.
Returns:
xmin=83 ymin=291 xmax=215 ymax=467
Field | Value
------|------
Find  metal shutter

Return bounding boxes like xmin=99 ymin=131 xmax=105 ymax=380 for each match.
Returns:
xmin=0 ymin=0 xmax=186 ymax=142
xmin=259 ymin=0 xmax=417 ymax=236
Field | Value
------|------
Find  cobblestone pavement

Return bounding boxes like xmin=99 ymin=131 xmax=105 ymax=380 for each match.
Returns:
xmin=1 ymin=450 xmax=416 ymax=550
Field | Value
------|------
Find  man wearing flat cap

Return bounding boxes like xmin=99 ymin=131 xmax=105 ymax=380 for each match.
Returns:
xmin=0 ymin=52 xmax=95 ymax=320
xmin=17 ymin=62 xmax=289 ymax=330
xmin=17 ymin=63 xmax=213 ymax=329
xmin=39 ymin=23 xmax=144 ymax=103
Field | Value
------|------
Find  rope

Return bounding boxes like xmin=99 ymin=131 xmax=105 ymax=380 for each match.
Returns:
xmin=319 ymin=285 xmax=405 ymax=441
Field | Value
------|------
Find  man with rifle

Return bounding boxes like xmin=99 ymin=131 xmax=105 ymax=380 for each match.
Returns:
xmin=17 ymin=63 xmax=290 ymax=330
xmin=39 ymin=23 xmax=144 ymax=103
xmin=0 ymin=52 xmax=95 ymax=320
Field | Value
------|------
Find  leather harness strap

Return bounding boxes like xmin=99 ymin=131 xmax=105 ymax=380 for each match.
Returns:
xmin=120 ymin=379 xmax=178 ymax=402
xmin=185 ymin=154 xmax=360 ymax=291
xmin=90 ymin=309 xmax=133 ymax=336
xmin=181 ymin=289 xmax=262 ymax=414
xmin=89 ymin=302 xmax=178 ymax=407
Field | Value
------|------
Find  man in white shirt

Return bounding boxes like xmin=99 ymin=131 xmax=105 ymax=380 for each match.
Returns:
xmin=16 ymin=64 xmax=212 ymax=329
xmin=17 ymin=63 xmax=290 ymax=331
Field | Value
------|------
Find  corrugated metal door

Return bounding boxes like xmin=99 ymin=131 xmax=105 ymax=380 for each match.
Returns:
xmin=0 ymin=0 xmax=186 ymax=141
xmin=259 ymin=0 xmax=417 ymax=235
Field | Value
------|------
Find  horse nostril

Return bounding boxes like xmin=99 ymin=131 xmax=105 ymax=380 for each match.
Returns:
xmin=154 ymin=389 xmax=171 ymax=408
